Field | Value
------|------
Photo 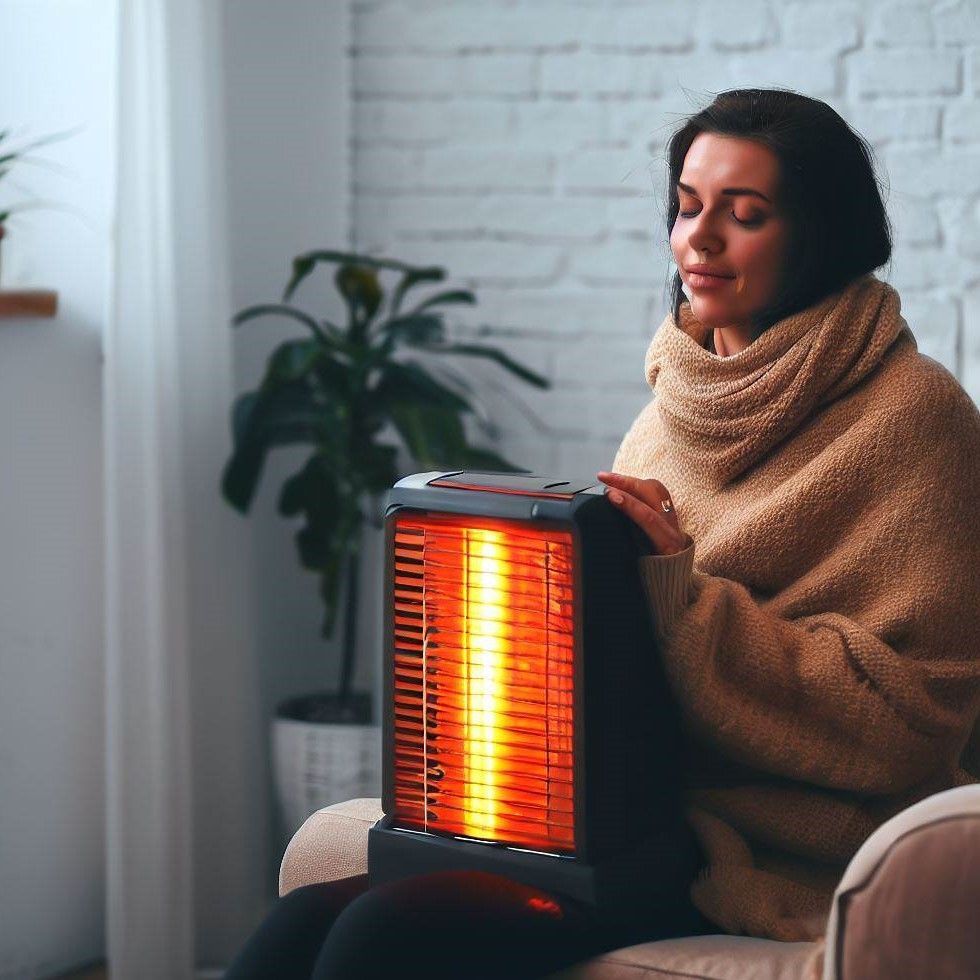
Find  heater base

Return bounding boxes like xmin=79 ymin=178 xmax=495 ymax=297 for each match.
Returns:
xmin=368 ymin=816 xmax=699 ymax=917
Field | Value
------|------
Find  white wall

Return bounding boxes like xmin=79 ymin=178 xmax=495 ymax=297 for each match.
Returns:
xmin=350 ymin=0 xmax=980 ymax=476
xmin=0 ymin=2 xmax=355 ymax=972
xmin=0 ymin=1 xmax=115 ymax=976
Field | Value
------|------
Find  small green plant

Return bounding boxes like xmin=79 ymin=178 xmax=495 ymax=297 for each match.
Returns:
xmin=0 ymin=127 xmax=76 ymax=226
xmin=0 ymin=127 xmax=78 ymax=283
xmin=221 ymin=249 xmax=549 ymax=716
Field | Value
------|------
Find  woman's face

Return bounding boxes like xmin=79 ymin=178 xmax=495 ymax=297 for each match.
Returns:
xmin=669 ymin=132 xmax=791 ymax=335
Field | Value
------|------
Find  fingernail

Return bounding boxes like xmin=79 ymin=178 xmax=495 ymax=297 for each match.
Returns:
xmin=609 ymin=491 xmax=624 ymax=504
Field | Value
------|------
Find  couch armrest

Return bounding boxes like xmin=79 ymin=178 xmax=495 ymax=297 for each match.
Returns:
xmin=278 ymin=797 xmax=384 ymax=897
xmin=821 ymin=784 xmax=980 ymax=980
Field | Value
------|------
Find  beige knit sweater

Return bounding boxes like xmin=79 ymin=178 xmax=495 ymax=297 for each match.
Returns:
xmin=612 ymin=274 xmax=980 ymax=943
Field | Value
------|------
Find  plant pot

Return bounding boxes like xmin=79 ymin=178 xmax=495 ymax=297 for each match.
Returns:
xmin=272 ymin=691 xmax=382 ymax=837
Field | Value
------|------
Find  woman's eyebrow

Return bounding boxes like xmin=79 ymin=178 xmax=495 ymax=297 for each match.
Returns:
xmin=677 ymin=181 xmax=772 ymax=204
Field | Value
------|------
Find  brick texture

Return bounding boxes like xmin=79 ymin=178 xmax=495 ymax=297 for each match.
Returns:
xmin=350 ymin=0 xmax=980 ymax=469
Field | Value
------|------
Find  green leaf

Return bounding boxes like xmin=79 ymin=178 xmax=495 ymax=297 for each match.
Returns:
xmin=283 ymin=255 xmax=316 ymax=301
xmin=406 ymin=289 xmax=477 ymax=315
xmin=282 ymin=249 xmax=443 ymax=301
xmin=258 ymin=339 xmax=354 ymax=397
xmin=377 ymin=312 xmax=445 ymax=347
xmin=275 ymin=454 xmax=364 ymax=637
xmin=387 ymin=402 xmax=468 ymax=468
xmin=232 ymin=303 xmax=335 ymax=344
xmin=265 ymin=339 xmax=323 ymax=385
xmin=279 ymin=471 xmax=306 ymax=517
xmin=278 ymin=456 xmax=328 ymax=518
xmin=356 ymin=442 xmax=400 ymax=494
xmin=418 ymin=362 xmax=497 ymax=435
xmin=0 ymin=125 xmax=79 ymax=167
xmin=278 ymin=453 xmax=347 ymax=522
xmin=230 ymin=391 xmax=260 ymax=447
xmin=220 ymin=444 xmax=269 ymax=513
xmin=221 ymin=384 xmax=331 ymax=511
xmin=296 ymin=524 xmax=329 ymax=568
xmin=386 ymin=396 xmax=530 ymax=473
xmin=389 ymin=266 xmax=446 ymax=319
xmin=414 ymin=341 xmax=550 ymax=388
xmin=375 ymin=360 xmax=474 ymax=413
xmin=310 ymin=354 xmax=357 ymax=400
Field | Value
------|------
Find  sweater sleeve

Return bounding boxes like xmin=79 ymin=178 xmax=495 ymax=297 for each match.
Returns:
xmin=637 ymin=537 xmax=697 ymax=639
xmin=641 ymin=387 xmax=980 ymax=799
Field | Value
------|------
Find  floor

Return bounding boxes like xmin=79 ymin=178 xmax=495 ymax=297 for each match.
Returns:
xmin=54 ymin=961 xmax=225 ymax=979
xmin=53 ymin=966 xmax=107 ymax=980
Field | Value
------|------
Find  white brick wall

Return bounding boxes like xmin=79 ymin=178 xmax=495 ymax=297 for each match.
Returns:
xmin=350 ymin=0 xmax=980 ymax=473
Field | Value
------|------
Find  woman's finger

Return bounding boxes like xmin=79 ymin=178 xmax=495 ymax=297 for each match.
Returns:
xmin=597 ymin=470 xmax=673 ymax=511
xmin=602 ymin=485 xmax=688 ymax=555
xmin=596 ymin=471 xmax=681 ymax=534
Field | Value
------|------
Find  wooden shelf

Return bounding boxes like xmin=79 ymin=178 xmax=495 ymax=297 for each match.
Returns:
xmin=0 ymin=289 xmax=58 ymax=319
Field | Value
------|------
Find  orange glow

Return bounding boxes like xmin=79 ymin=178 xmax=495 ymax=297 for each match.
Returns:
xmin=390 ymin=512 xmax=576 ymax=854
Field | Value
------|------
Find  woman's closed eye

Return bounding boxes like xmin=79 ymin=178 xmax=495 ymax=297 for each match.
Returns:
xmin=677 ymin=208 xmax=766 ymax=227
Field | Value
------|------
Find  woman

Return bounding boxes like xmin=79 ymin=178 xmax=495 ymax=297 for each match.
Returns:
xmin=226 ymin=88 xmax=980 ymax=978
xmin=601 ymin=87 xmax=980 ymax=942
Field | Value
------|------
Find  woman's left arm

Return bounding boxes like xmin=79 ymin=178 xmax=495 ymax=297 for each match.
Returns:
xmin=599 ymin=401 xmax=980 ymax=796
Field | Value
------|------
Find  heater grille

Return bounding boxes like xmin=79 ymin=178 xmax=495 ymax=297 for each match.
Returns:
xmin=390 ymin=512 xmax=577 ymax=854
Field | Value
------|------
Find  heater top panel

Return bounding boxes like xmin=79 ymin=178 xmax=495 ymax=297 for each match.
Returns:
xmin=388 ymin=472 xmax=606 ymax=524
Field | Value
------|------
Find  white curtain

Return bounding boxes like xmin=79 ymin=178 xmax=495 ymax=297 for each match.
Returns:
xmin=105 ymin=1 xmax=264 ymax=976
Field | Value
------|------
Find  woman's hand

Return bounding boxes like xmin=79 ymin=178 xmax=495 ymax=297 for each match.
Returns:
xmin=596 ymin=471 xmax=692 ymax=556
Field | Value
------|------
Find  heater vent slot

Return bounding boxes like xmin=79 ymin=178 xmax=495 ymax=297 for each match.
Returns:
xmin=390 ymin=512 xmax=576 ymax=854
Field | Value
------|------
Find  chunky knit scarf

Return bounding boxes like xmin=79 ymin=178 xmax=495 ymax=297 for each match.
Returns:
xmin=612 ymin=273 xmax=980 ymax=943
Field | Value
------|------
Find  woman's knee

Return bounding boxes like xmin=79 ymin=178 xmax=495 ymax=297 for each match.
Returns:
xmin=310 ymin=881 xmax=426 ymax=977
xmin=225 ymin=878 xmax=368 ymax=980
xmin=277 ymin=874 xmax=370 ymax=922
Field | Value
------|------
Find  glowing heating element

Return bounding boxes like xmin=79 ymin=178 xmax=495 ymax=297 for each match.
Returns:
xmin=390 ymin=512 xmax=576 ymax=854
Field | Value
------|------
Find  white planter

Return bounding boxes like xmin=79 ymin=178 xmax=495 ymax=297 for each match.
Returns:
xmin=272 ymin=518 xmax=388 ymax=837
xmin=273 ymin=716 xmax=382 ymax=837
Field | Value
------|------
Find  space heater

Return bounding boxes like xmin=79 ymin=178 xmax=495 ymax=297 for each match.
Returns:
xmin=367 ymin=471 xmax=697 ymax=915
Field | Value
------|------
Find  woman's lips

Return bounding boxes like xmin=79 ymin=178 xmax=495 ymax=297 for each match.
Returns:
xmin=687 ymin=271 xmax=735 ymax=290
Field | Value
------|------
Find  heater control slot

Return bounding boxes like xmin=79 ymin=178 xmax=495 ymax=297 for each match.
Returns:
xmin=427 ymin=471 xmax=597 ymax=498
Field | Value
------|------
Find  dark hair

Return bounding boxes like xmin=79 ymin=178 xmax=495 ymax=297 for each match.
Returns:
xmin=665 ymin=88 xmax=892 ymax=333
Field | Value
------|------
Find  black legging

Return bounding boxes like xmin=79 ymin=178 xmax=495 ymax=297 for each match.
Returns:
xmin=225 ymin=846 xmax=718 ymax=979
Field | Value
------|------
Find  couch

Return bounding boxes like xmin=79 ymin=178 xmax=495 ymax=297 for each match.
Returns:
xmin=279 ymin=784 xmax=980 ymax=979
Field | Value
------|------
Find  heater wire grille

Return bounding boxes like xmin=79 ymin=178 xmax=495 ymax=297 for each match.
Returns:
xmin=391 ymin=512 xmax=576 ymax=854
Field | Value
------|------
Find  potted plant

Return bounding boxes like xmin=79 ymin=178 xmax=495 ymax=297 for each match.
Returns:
xmin=221 ymin=248 xmax=549 ymax=831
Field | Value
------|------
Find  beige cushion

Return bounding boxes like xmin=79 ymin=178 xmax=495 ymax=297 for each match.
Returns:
xmin=278 ymin=798 xmax=383 ymax=896
xmin=543 ymin=936 xmax=819 ymax=979
xmin=821 ymin=783 xmax=980 ymax=980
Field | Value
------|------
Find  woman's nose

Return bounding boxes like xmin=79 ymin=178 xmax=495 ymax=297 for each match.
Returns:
xmin=688 ymin=219 xmax=723 ymax=255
